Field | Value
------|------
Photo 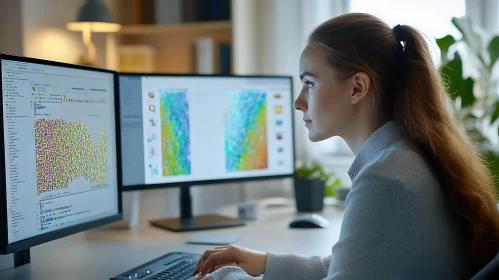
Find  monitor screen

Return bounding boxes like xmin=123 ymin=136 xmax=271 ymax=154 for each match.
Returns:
xmin=119 ymin=75 xmax=295 ymax=189
xmin=1 ymin=57 xmax=120 ymax=246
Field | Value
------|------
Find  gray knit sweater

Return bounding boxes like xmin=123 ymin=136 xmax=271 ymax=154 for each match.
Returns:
xmin=207 ymin=121 xmax=466 ymax=280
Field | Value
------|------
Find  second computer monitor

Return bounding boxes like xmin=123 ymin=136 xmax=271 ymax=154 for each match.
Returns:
xmin=119 ymin=74 xmax=295 ymax=190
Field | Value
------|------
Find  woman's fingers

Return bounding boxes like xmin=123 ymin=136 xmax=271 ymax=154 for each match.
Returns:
xmin=198 ymin=248 xmax=237 ymax=276
xmin=214 ymin=245 xmax=233 ymax=249
xmin=193 ymin=249 xmax=224 ymax=275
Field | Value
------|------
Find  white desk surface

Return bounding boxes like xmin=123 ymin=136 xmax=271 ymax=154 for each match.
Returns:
xmin=0 ymin=198 xmax=345 ymax=280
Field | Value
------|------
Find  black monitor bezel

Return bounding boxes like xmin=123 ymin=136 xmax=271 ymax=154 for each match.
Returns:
xmin=0 ymin=53 xmax=123 ymax=254
xmin=118 ymin=73 xmax=296 ymax=192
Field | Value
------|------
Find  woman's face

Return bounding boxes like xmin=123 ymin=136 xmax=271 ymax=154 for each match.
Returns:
xmin=295 ymin=45 xmax=355 ymax=142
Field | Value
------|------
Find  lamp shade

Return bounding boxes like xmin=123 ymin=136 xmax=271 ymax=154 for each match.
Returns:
xmin=66 ymin=0 xmax=120 ymax=33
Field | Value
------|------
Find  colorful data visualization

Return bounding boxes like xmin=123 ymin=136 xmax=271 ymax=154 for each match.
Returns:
xmin=225 ymin=90 xmax=268 ymax=172
xmin=159 ymin=90 xmax=191 ymax=176
xmin=35 ymin=119 xmax=107 ymax=195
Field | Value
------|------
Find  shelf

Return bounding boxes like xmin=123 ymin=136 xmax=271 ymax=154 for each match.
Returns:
xmin=118 ymin=21 xmax=232 ymax=35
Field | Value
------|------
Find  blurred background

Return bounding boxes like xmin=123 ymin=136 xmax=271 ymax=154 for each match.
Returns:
xmin=1 ymin=0 xmax=498 ymax=228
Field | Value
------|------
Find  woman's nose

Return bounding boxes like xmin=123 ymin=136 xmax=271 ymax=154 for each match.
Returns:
xmin=294 ymin=90 xmax=307 ymax=111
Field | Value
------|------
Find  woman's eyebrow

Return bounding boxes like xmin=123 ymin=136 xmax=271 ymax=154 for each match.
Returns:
xmin=299 ymin=71 xmax=317 ymax=81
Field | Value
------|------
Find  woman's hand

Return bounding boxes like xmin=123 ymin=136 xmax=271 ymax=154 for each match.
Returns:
xmin=193 ymin=262 xmax=236 ymax=280
xmin=193 ymin=245 xmax=267 ymax=277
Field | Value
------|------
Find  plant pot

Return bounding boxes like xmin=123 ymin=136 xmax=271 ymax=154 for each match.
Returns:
xmin=293 ymin=177 xmax=325 ymax=212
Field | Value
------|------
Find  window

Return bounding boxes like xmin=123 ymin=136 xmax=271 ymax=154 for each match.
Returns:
xmin=350 ymin=0 xmax=465 ymax=38
xmin=351 ymin=0 xmax=465 ymax=65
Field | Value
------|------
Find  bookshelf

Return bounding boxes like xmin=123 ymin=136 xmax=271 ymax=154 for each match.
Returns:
xmin=105 ymin=20 xmax=232 ymax=74
xmin=103 ymin=0 xmax=233 ymax=74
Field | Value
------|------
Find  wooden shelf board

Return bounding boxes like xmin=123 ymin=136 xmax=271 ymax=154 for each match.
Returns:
xmin=118 ymin=21 xmax=231 ymax=35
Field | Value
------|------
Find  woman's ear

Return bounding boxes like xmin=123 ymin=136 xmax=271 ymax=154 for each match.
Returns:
xmin=350 ymin=72 xmax=370 ymax=104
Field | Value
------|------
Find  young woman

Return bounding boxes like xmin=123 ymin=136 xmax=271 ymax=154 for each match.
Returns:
xmin=193 ymin=13 xmax=499 ymax=280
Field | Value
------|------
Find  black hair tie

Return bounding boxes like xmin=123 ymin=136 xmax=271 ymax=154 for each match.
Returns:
xmin=393 ymin=24 xmax=406 ymax=53
xmin=384 ymin=24 xmax=409 ymax=107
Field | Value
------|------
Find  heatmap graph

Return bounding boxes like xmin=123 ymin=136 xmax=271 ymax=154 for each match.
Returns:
xmin=225 ymin=90 xmax=268 ymax=172
xmin=159 ymin=90 xmax=191 ymax=176
xmin=35 ymin=119 xmax=107 ymax=195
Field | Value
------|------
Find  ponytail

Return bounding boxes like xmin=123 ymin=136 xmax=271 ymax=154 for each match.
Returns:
xmin=309 ymin=13 xmax=499 ymax=277
xmin=392 ymin=24 xmax=499 ymax=275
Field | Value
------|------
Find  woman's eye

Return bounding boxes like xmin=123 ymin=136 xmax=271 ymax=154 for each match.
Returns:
xmin=304 ymin=81 xmax=314 ymax=89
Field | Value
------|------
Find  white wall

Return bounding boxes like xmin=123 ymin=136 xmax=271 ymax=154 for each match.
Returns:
xmin=0 ymin=0 xmax=23 ymax=56
xmin=20 ymin=0 xmax=110 ymax=67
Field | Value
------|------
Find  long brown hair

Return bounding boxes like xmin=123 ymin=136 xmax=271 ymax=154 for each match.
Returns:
xmin=309 ymin=13 xmax=499 ymax=276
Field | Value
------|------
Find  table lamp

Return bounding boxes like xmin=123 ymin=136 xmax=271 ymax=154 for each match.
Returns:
xmin=66 ymin=0 xmax=121 ymax=65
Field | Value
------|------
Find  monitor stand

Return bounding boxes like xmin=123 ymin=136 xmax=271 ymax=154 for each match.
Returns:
xmin=14 ymin=249 xmax=30 ymax=267
xmin=149 ymin=186 xmax=246 ymax=232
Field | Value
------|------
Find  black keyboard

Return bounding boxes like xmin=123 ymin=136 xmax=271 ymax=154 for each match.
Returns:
xmin=111 ymin=252 xmax=201 ymax=280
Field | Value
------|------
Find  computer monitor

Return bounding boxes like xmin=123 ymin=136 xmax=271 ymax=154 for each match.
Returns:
xmin=0 ymin=54 xmax=122 ymax=267
xmin=119 ymin=74 xmax=295 ymax=231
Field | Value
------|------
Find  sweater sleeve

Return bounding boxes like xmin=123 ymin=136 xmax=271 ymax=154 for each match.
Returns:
xmin=262 ymin=253 xmax=332 ymax=280
xmin=324 ymin=173 xmax=421 ymax=279
xmin=208 ymin=266 xmax=262 ymax=280
xmin=205 ymin=254 xmax=331 ymax=280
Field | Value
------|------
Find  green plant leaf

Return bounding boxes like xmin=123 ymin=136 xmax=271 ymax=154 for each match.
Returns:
xmin=460 ymin=77 xmax=475 ymax=107
xmin=483 ymin=149 xmax=499 ymax=196
xmin=325 ymin=185 xmax=336 ymax=197
xmin=440 ymin=53 xmax=463 ymax=101
xmin=464 ymin=113 xmax=478 ymax=121
xmin=488 ymin=36 xmax=499 ymax=69
xmin=440 ymin=53 xmax=476 ymax=107
xmin=331 ymin=179 xmax=342 ymax=187
xmin=492 ymin=101 xmax=499 ymax=125
xmin=436 ymin=35 xmax=456 ymax=64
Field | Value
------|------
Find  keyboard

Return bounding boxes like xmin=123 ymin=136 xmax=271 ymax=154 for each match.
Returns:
xmin=111 ymin=252 xmax=201 ymax=280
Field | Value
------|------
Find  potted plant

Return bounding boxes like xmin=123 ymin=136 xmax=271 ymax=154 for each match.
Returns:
xmin=436 ymin=17 xmax=499 ymax=197
xmin=294 ymin=160 xmax=342 ymax=212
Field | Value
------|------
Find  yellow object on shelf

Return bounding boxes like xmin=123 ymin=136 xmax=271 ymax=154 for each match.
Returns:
xmin=118 ymin=45 xmax=156 ymax=73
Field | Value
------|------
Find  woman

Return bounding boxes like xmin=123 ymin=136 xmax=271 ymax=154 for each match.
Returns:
xmin=193 ymin=13 xmax=499 ymax=280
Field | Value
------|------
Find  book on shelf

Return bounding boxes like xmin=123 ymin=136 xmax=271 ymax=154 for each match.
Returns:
xmin=219 ymin=43 xmax=231 ymax=75
xmin=195 ymin=37 xmax=231 ymax=75
xmin=183 ymin=0 xmax=197 ymax=22
xmin=138 ymin=0 xmax=231 ymax=24
xmin=195 ymin=0 xmax=231 ymax=22
xmin=142 ymin=0 xmax=183 ymax=24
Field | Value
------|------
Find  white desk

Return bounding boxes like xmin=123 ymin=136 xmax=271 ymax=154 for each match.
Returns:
xmin=0 ymin=198 xmax=345 ymax=280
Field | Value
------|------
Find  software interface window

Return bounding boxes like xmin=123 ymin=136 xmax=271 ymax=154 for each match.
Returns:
xmin=1 ymin=59 xmax=119 ymax=244
xmin=119 ymin=76 xmax=294 ymax=187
